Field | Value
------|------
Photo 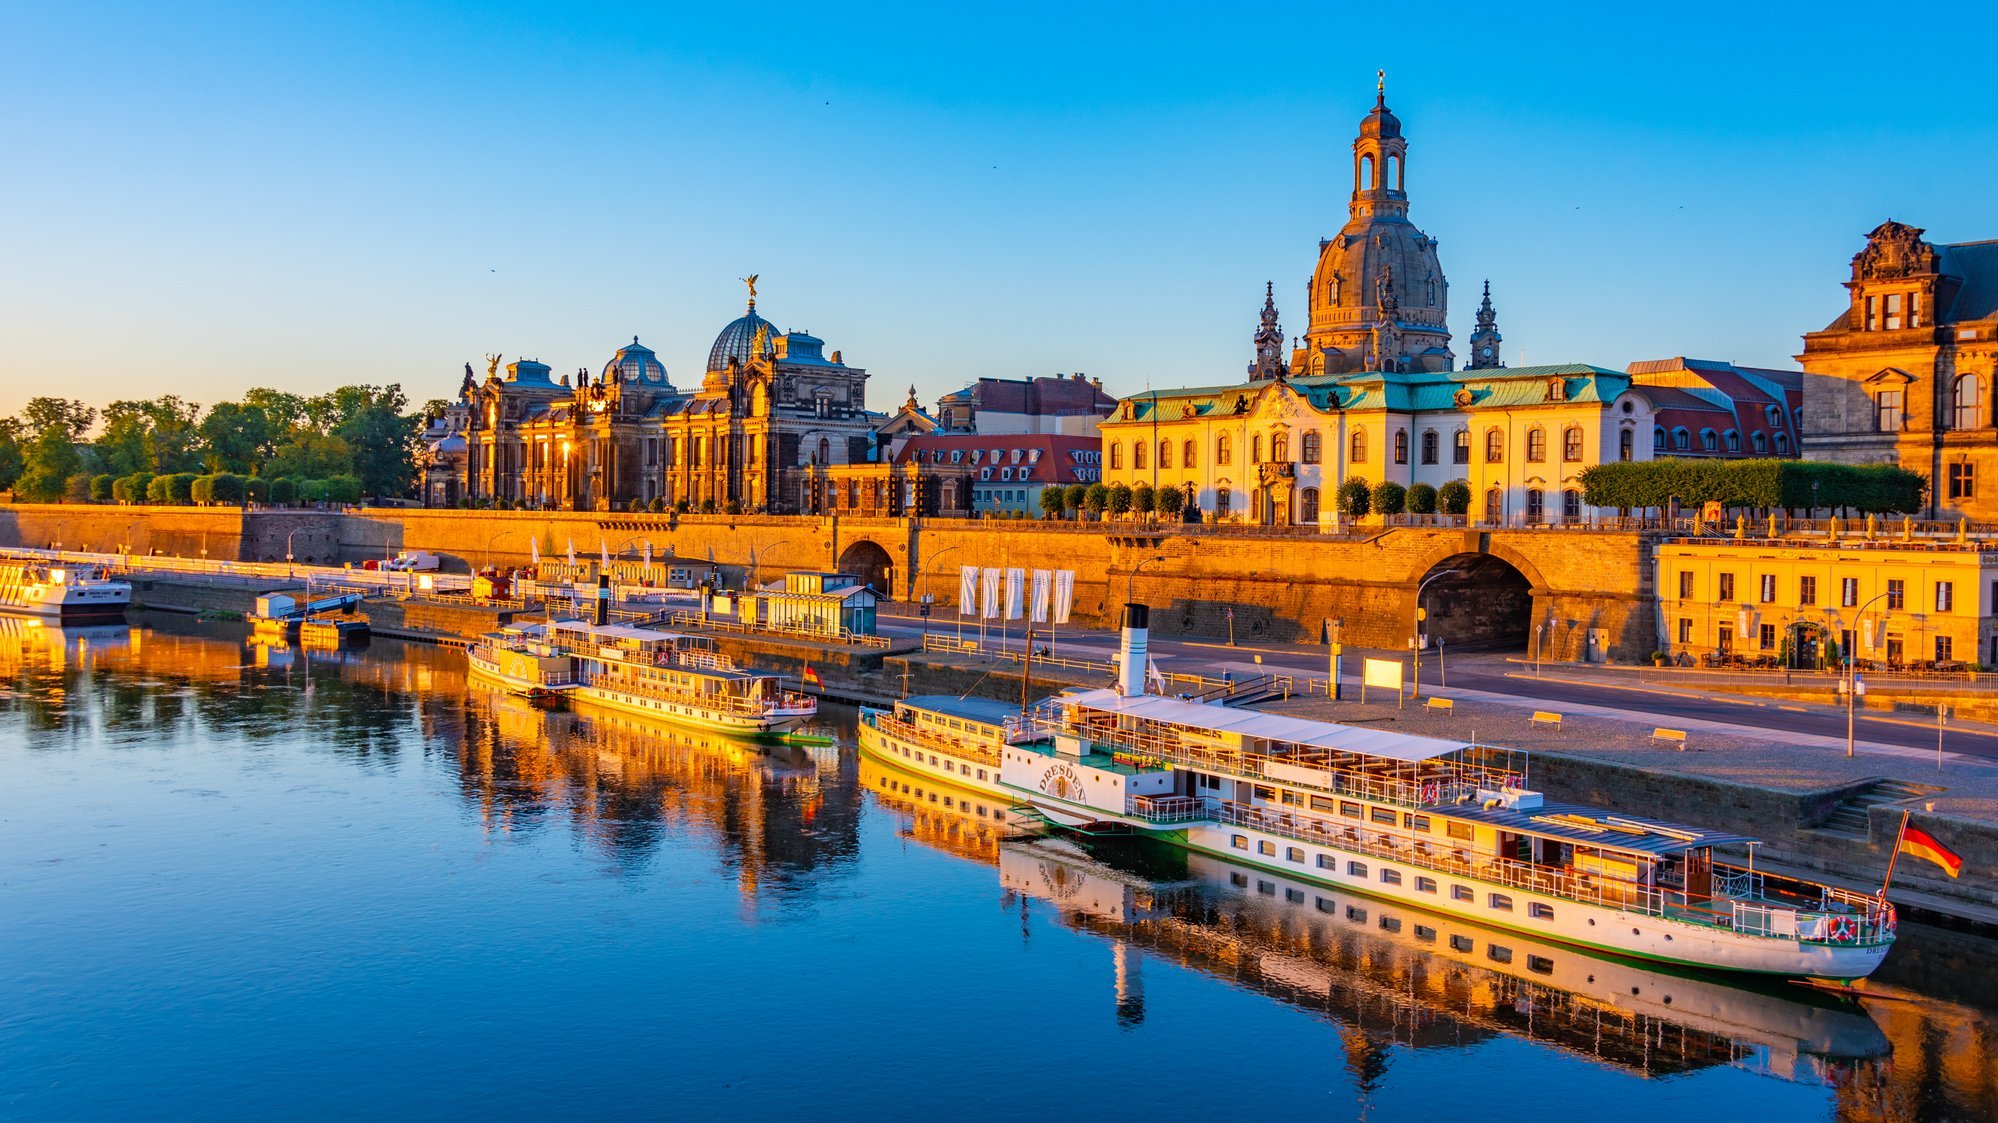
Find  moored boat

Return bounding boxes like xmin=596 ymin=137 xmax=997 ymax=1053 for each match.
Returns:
xmin=0 ymin=559 xmax=131 ymax=620
xmin=856 ymin=694 xmax=1033 ymax=797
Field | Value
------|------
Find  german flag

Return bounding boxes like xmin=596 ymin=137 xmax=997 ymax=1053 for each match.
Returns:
xmin=802 ymin=664 xmax=822 ymax=688
xmin=1900 ymin=823 xmax=1964 ymax=878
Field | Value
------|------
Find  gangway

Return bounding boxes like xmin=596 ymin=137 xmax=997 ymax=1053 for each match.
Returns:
xmin=250 ymin=588 xmax=368 ymax=637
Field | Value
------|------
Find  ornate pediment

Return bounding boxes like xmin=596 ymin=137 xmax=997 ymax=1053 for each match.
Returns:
xmin=1452 ymin=387 xmax=1475 ymax=408
xmin=1863 ymin=367 xmax=1917 ymax=386
xmin=1853 ymin=221 xmax=1938 ymax=281
xmin=1252 ymin=383 xmax=1304 ymax=421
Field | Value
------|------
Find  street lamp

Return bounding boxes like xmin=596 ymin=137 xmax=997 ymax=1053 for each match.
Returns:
xmin=1127 ymin=554 xmax=1167 ymax=605
xmin=483 ymin=532 xmax=506 ymax=571
xmin=922 ymin=543 xmax=962 ymax=644
xmin=1411 ymin=568 xmax=1464 ymax=697
xmin=286 ymin=529 xmax=299 ymax=579
xmin=1845 ymin=591 xmax=1891 ymax=758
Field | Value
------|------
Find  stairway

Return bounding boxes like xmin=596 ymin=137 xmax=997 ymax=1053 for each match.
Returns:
xmin=1813 ymin=779 xmax=1942 ymax=840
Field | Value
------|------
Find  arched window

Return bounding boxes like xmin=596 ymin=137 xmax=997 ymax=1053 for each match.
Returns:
xmin=1701 ymin=429 xmax=1719 ymax=453
xmin=1158 ymin=440 xmax=1171 ymax=470
xmin=1673 ymin=428 xmax=1690 ymax=451
xmin=1484 ymin=488 xmax=1503 ymax=524
xmin=1394 ymin=429 xmax=1409 ymax=464
xmin=1653 ymin=426 xmax=1666 ymax=450
xmin=1301 ymin=431 xmax=1322 ymax=464
xmin=1360 ymin=153 xmax=1375 ymax=189
xmin=1525 ymin=488 xmax=1545 ymax=525
xmin=1271 ymin=433 xmax=1289 ymax=462
xmin=1752 ymin=431 xmax=1768 ymax=453
xmin=1453 ymin=429 xmax=1470 ymax=465
xmin=1109 ymin=443 xmax=1122 ymax=470
xmin=1563 ymin=489 xmax=1581 ymax=520
xmin=1525 ymin=427 xmax=1546 ymax=463
xmin=1484 ymin=428 xmax=1504 ymax=463
xmin=1182 ymin=439 xmax=1197 ymax=468
xmin=1725 ymin=430 xmax=1740 ymax=452
xmin=1251 ymin=435 xmax=1263 ymax=463
xmin=1563 ymin=427 xmax=1583 ymax=462
xmin=1421 ymin=430 xmax=1438 ymax=464
xmin=1133 ymin=441 xmax=1147 ymax=470
xmin=1350 ymin=429 xmax=1368 ymax=463
xmin=1300 ymin=487 xmax=1320 ymax=523
xmin=1619 ymin=429 xmax=1636 ymax=462
xmin=1385 ymin=154 xmax=1400 ymax=190
xmin=1954 ymin=374 xmax=1986 ymax=429
xmin=1216 ymin=434 xmax=1231 ymax=465
xmin=817 ymin=437 xmax=831 ymax=465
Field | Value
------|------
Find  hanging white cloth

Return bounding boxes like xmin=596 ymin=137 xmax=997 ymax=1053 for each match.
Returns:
xmin=1051 ymin=570 xmax=1075 ymax=625
xmin=959 ymin=565 xmax=979 ymax=617
xmin=980 ymin=568 xmax=1002 ymax=620
xmin=1030 ymin=569 xmax=1052 ymax=623
xmin=1004 ymin=568 xmax=1024 ymax=620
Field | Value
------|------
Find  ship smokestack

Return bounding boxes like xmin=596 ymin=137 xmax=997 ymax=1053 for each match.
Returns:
xmin=1117 ymin=602 xmax=1149 ymax=697
xmin=594 ymin=573 xmax=611 ymax=627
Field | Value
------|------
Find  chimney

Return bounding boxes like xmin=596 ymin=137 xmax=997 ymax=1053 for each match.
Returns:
xmin=594 ymin=573 xmax=611 ymax=626
xmin=1117 ymin=602 xmax=1150 ymax=697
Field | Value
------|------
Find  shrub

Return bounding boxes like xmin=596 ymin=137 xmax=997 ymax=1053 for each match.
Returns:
xmin=700 ymin=498 xmax=716 ymax=514
xmin=1337 ymin=476 xmax=1372 ymax=517
xmin=89 ymin=474 xmax=116 ymax=502
xmin=1406 ymin=482 xmax=1438 ymax=515
xmin=675 ymin=499 xmax=692 ymax=514
xmin=648 ymin=497 xmax=666 ymax=513
xmin=1133 ymin=484 xmax=1155 ymax=515
xmin=325 ymin=475 xmax=364 ymax=504
xmin=1156 ymin=486 xmax=1185 ymax=518
xmin=190 ymin=475 xmax=215 ymax=505
xmin=724 ymin=500 xmax=741 ymax=515
xmin=1038 ymin=487 xmax=1065 ymax=517
xmin=1083 ymin=483 xmax=1110 ymax=515
xmin=1372 ymin=480 xmax=1407 ymax=516
xmin=244 ymin=476 xmax=269 ymax=503
xmin=211 ymin=473 xmax=245 ymax=505
xmin=148 ymin=472 xmax=196 ymax=505
xmin=494 ymin=497 xmax=512 ymax=510
xmin=299 ymin=478 xmax=332 ymax=503
xmin=1437 ymin=479 xmax=1471 ymax=515
xmin=64 ymin=473 xmax=94 ymax=503
xmin=115 ymin=471 xmax=155 ymax=504
xmin=628 ymin=499 xmax=645 ymax=512
xmin=1107 ymin=483 xmax=1133 ymax=515
xmin=1577 ymin=458 xmax=1926 ymax=514
xmin=268 ymin=477 xmax=298 ymax=505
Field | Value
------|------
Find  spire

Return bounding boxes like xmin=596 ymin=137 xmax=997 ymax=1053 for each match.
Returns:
xmin=1476 ymin=280 xmax=1496 ymax=330
xmin=1468 ymin=279 xmax=1502 ymax=369
xmin=1249 ymin=281 xmax=1289 ymax=381
xmin=905 ymin=384 xmax=920 ymax=410
xmin=1376 ymin=68 xmax=1386 ymax=108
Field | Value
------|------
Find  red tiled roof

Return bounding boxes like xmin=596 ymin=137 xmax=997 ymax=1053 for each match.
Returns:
xmin=893 ymin=433 xmax=1100 ymax=484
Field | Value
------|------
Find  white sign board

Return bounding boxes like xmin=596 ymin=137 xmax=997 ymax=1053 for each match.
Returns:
xmin=1362 ymin=658 xmax=1404 ymax=691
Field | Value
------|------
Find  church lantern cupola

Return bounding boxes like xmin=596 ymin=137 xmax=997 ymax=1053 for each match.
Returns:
xmin=1352 ymin=70 xmax=1408 ymax=221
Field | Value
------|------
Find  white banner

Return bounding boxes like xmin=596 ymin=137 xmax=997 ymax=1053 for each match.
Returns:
xmin=530 ymin=538 xmax=541 ymax=565
xmin=1052 ymin=570 xmax=1075 ymax=625
xmin=1030 ymin=569 xmax=1052 ymax=623
xmin=1004 ymin=568 xmax=1024 ymax=620
xmin=642 ymin=540 xmax=652 ymax=569
xmin=566 ymin=539 xmax=576 ymax=567
xmin=600 ymin=539 xmax=611 ymax=569
xmin=959 ymin=565 xmax=978 ymax=617
xmin=980 ymin=567 xmax=1002 ymax=619
xmin=1362 ymin=657 xmax=1404 ymax=691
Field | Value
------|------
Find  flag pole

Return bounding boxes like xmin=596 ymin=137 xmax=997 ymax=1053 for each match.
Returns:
xmin=1878 ymin=808 xmax=1912 ymax=901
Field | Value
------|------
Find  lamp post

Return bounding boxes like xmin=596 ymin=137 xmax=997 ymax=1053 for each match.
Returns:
xmin=922 ymin=544 xmax=961 ymax=644
xmin=1127 ymin=554 xmax=1167 ymax=605
xmin=483 ymin=532 xmax=506 ymax=572
xmin=1846 ymin=591 xmax=1891 ymax=758
xmin=286 ymin=529 xmax=298 ymax=579
xmin=1411 ymin=568 xmax=1463 ymax=697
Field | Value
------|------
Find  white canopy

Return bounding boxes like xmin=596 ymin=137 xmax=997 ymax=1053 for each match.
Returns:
xmin=1063 ymin=689 xmax=1471 ymax=764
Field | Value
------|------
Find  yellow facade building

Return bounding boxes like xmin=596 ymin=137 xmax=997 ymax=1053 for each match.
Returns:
xmin=1654 ymin=539 xmax=1998 ymax=668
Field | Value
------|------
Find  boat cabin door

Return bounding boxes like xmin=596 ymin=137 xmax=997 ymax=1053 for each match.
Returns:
xmin=1683 ymin=848 xmax=1713 ymax=902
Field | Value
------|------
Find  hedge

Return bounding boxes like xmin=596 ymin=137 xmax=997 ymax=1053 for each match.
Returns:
xmin=1578 ymin=458 xmax=1925 ymax=513
xmin=114 ymin=471 xmax=155 ymax=504
xmin=89 ymin=474 xmax=116 ymax=502
xmin=267 ymin=477 xmax=298 ymax=505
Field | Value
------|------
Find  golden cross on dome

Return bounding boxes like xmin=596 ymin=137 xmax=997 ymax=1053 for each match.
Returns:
xmin=1376 ymin=69 xmax=1385 ymax=99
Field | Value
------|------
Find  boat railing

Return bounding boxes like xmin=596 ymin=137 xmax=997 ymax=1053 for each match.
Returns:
xmin=588 ymin=673 xmax=805 ymax=717
xmin=864 ymin=710 xmax=1003 ymax=766
xmin=1129 ymin=795 xmax=1210 ymax=823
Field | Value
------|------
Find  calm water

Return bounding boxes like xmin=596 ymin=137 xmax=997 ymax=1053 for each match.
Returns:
xmin=3 ymin=616 xmax=1997 ymax=1121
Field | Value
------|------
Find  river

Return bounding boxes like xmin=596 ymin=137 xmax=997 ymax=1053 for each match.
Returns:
xmin=2 ymin=614 xmax=1995 ymax=1120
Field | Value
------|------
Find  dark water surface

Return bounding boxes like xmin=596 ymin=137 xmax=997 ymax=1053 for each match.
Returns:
xmin=3 ymin=615 xmax=1997 ymax=1121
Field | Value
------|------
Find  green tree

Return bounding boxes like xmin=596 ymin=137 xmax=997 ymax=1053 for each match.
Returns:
xmin=15 ymin=425 xmax=84 ymax=502
xmin=325 ymin=475 xmax=364 ymax=504
xmin=267 ymin=432 xmax=354 ymax=480
xmin=19 ymin=397 xmax=95 ymax=442
xmin=1156 ymin=485 xmax=1185 ymax=519
xmin=1132 ymin=483 xmax=1155 ymax=516
xmin=1038 ymin=486 xmax=1065 ymax=517
xmin=241 ymin=389 xmax=309 ymax=437
xmin=298 ymin=478 xmax=332 ymax=503
xmin=64 ymin=472 xmax=94 ymax=503
xmin=1083 ymin=483 xmax=1110 ymax=516
xmin=267 ymin=477 xmax=298 ymax=505
xmin=1063 ymin=483 xmax=1088 ymax=517
xmin=1108 ymin=483 xmax=1133 ymax=516
xmin=190 ymin=475 xmax=215 ymax=505
xmin=89 ymin=474 xmax=116 ymax=502
xmin=244 ymin=476 xmax=269 ymax=503
xmin=314 ymin=384 xmax=419 ymax=498
xmin=198 ymin=401 xmax=274 ymax=474
xmin=1373 ymin=480 xmax=1407 ymax=516
xmin=1438 ymin=479 xmax=1472 ymax=515
xmin=1337 ymin=476 xmax=1372 ymax=517
xmin=0 ymin=419 xmax=23 ymax=492
xmin=1406 ymin=482 xmax=1438 ymax=515
xmin=115 ymin=471 xmax=155 ymax=504
xmin=210 ymin=473 xmax=247 ymax=505
xmin=96 ymin=397 xmax=202 ymax=475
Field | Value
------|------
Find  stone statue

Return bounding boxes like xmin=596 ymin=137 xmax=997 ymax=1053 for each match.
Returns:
xmin=1734 ymin=514 xmax=1746 ymax=540
xmin=485 ymin=353 xmax=502 ymax=379
xmin=1767 ymin=512 xmax=1778 ymax=538
xmin=1866 ymin=513 xmax=1878 ymax=539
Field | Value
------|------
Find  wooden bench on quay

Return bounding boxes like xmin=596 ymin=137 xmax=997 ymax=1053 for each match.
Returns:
xmin=1652 ymin=727 xmax=1688 ymax=750
xmin=1424 ymin=697 xmax=1454 ymax=714
xmin=1529 ymin=711 xmax=1563 ymax=730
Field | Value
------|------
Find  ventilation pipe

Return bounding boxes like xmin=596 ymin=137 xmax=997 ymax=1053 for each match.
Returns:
xmin=1117 ymin=602 xmax=1150 ymax=697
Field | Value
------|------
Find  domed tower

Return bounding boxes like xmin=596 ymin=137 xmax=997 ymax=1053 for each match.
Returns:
xmin=1248 ymin=281 xmax=1288 ymax=380
xmin=1466 ymin=280 xmax=1502 ymax=369
xmin=708 ymin=298 xmax=779 ymax=375
xmin=1293 ymin=74 xmax=1452 ymax=376
xmin=603 ymin=336 xmax=673 ymax=388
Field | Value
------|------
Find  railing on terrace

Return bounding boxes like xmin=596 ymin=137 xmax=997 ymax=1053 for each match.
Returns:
xmin=862 ymin=709 xmax=1004 ymax=766
xmin=918 ymin=633 xmax=1247 ymax=697
xmin=1209 ymin=802 xmax=1893 ymax=944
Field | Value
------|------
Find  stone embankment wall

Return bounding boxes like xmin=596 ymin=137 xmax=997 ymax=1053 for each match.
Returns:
xmin=2 ymin=504 xmax=1662 ymax=658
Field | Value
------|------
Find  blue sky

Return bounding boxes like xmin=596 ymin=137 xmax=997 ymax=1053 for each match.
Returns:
xmin=3 ymin=1 xmax=1994 ymax=420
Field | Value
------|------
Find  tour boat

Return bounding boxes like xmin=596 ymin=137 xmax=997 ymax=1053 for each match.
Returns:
xmin=987 ymin=605 xmax=1899 ymax=981
xmin=856 ymin=694 xmax=1033 ymax=797
xmin=0 ymin=559 xmax=131 ymax=620
xmin=468 ymin=618 xmax=816 ymax=737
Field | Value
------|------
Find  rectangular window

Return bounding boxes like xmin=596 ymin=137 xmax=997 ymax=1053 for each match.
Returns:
xmin=1759 ymin=623 xmax=1776 ymax=650
xmin=1379 ymin=915 xmax=1402 ymax=933
xmin=1339 ymin=801 xmax=1362 ymax=819
xmin=1309 ymin=795 xmax=1336 ymax=813
xmin=1231 ymin=835 xmax=1248 ymax=850
xmin=1760 ymin=574 xmax=1777 ymax=603
xmin=1678 ymin=571 xmax=1694 ymax=598
xmin=1488 ymin=893 xmax=1514 ymax=911
xmin=1446 ymin=822 xmax=1474 ymax=842
xmin=1285 ymin=847 xmax=1305 ymax=864
xmin=1865 ymin=294 xmax=1879 ymax=331
xmin=1316 ymin=897 xmax=1337 ymax=914
xmin=1414 ymin=924 xmax=1437 ymax=942
xmin=1405 ymin=814 xmax=1431 ymax=833
xmin=1415 ymin=876 xmax=1437 ymax=893
xmin=1253 ymin=784 xmax=1276 ymax=801
xmin=1677 ymin=617 xmax=1692 ymax=644
xmin=1451 ymin=885 xmax=1474 ymax=902
xmin=1449 ymin=934 xmax=1475 ymax=952
xmin=1347 ymin=861 xmax=1368 ymax=877
xmin=1346 ymin=905 xmax=1367 ymax=922
xmin=1885 ymin=292 xmax=1904 ymax=330
xmin=1938 ymin=581 xmax=1955 ymax=612
xmin=1369 ymin=806 xmax=1396 ymax=825
xmin=1718 ymin=573 xmax=1735 ymax=602
xmin=1842 ymin=577 xmax=1859 ymax=607
xmin=1529 ymin=902 xmax=1555 ymax=920
xmin=1487 ymin=945 xmax=1514 ymax=964
xmin=1229 ymin=871 xmax=1249 ymax=887
xmin=1937 ymin=635 xmax=1954 ymax=663
xmin=1256 ymin=880 xmax=1276 ymax=896
xmin=1799 ymin=576 xmax=1817 ymax=606
xmin=1316 ymin=854 xmax=1334 ymax=869
xmin=1949 ymin=462 xmax=1976 ymax=500
xmin=1887 ymin=580 xmax=1905 ymax=610
xmin=1380 ymin=869 xmax=1402 ymax=885
xmin=1877 ymin=389 xmax=1905 ymax=432
xmin=1258 ymin=840 xmax=1277 ymax=856
xmin=1527 ymin=955 xmax=1555 ymax=975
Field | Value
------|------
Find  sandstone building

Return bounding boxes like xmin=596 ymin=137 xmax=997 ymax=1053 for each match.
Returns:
xmin=1800 ymin=221 xmax=1998 ymax=518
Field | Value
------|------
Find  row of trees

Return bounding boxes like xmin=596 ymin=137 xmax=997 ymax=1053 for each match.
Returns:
xmin=1336 ymin=478 xmax=1472 ymax=518
xmin=0 ymin=386 xmax=430 ymax=504
xmin=60 ymin=471 xmax=367 ymax=507
xmin=1578 ymin=459 xmax=1926 ymax=514
xmin=1038 ymin=482 xmax=1192 ymax=520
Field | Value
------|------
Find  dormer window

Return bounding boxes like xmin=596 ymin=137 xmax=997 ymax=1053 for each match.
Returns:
xmin=979 ymin=467 xmax=991 ymax=479
xmin=950 ymin=450 xmax=962 ymax=463
xmin=1029 ymin=450 xmax=1042 ymax=463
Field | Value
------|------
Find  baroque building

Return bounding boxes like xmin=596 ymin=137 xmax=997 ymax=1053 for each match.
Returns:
xmin=1799 ymin=221 xmax=1998 ymax=517
xmin=454 ymin=284 xmax=873 ymax=512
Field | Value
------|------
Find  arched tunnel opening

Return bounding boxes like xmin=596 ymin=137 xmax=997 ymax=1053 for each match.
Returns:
xmin=837 ymin=540 xmax=895 ymax=596
xmin=1417 ymin=553 xmax=1533 ymax=652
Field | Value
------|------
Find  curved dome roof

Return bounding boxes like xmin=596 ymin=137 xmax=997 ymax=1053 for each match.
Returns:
xmin=603 ymin=336 xmax=671 ymax=385
xmin=707 ymin=304 xmax=778 ymax=372
xmin=1359 ymin=94 xmax=1401 ymax=139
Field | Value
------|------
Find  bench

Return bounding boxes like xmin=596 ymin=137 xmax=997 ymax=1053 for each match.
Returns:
xmin=1652 ymin=727 xmax=1688 ymax=749
xmin=1425 ymin=696 xmax=1454 ymax=714
xmin=1529 ymin=710 xmax=1562 ymax=730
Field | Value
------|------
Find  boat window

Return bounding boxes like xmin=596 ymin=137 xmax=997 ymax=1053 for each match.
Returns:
xmin=1231 ymin=835 xmax=1248 ymax=850
xmin=1529 ymin=903 xmax=1555 ymax=920
xmin=1446 ymin=822 xmax=1475 ymax=841
xmin=1489 ymin=894 xmax=1514 ymax=912
xmin=1316 ymin=897 xmax=1336 ymax=914
xmin=1309 ymin=795 xmax=1336 ymax=812
xmin=1256 ymin=880 xmax=1275 ymax=896
xmin=1379 ymin=916 xmax=1402 ymax=934
xmin=1380 ymin=869 xmax=1402 ymax=886
xmin=1258 ymin=841 xmax=1277 ymax=856
xmin=1452 ymin=885 xmax=1474 ymax=902
xmin=1487 ymin=946 xmax=1514 ymax=964
xmin=1449 ymin=935 xmax=1474 ymax=952
xmin=1339 ymin=801 xmax=1362 ymax=818
xmin=1253 ymin=785 xmax=1276 ymax=801
xmin=1415 ymin=877 xmax=1437 ymax=893
xmin=977 ymin=770 xmax=987 ymax=781
xmin=1369 ymin=806 xmax=1396 ymax=825
xmin=1286 ymin=847 xmax=1305 ymax=863
xmin=1316 ymin=854 xmax=1334 ymax=869
xmin=1405 ymin=814 xmax=1431 ymax=833
xmin=1285 ymin=888 xmax=1305 ymax=904
xmin=1346 ymin=906 xmax=1367 ymax=923
xmin=1347 ymin=861 xmax=1367 ymax=877
xmin=1280 ymin=790 xmax=1303 ymax=806
xmin=1527 ymin=955 xmax=1555 ymax=975
xmin=1414 ymin=925 xmax=1437 ymax=942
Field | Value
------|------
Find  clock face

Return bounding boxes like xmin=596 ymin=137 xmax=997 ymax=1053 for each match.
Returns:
xmin=1479 ymin=347 xmax=1493 ymax=359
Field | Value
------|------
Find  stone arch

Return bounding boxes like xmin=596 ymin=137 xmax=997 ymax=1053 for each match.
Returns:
xmin=1409 ymin=539 xmax=1552 ymax=652
xmin=837 ymin=539 xmax=895 ymax=595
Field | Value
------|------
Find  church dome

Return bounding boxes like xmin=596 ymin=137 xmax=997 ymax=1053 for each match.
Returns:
xmin=1359 ymin=94 xmax=1401 ymax=139
xmin=603 ymin=336 xmax=671 ymax=385
xmin=707 ymin=304 xmax=778 ymax=372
